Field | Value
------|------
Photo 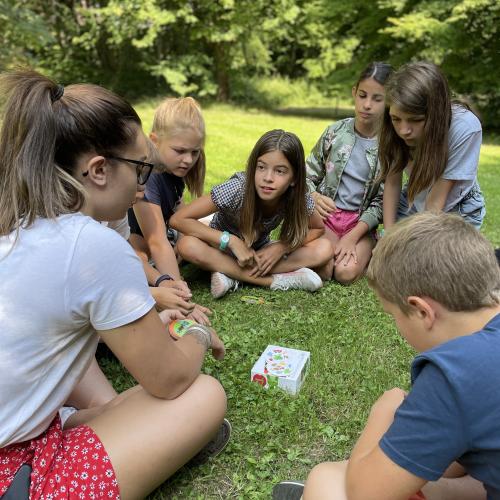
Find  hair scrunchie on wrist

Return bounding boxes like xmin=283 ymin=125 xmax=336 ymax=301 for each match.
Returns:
xmin=155 ymin=274 xmax=173 ymax=287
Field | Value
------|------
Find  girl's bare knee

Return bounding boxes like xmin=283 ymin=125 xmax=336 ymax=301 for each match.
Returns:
xmin=193 ymin=374 xmax=227 ymax=416
xmin=175 ymin=235 xmax=191 ymax=259
xmin=334 ymin=265 xmax=361 ymax=285
xmin=177 ymin=236 xmax=204 ymax=264
xmin=307 ymin=238 xmax=334 ymax=267
xmin=309 ymin=461 xmax=339 ymax=480
xmin=197 ymin=374 xmax=226 ymax=401
xmin=317 ymin=238 xmax=335 ymax=264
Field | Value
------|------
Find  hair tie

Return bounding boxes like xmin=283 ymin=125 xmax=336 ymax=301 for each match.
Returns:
xmin=51 ymin=84 xmax=64 ymax=103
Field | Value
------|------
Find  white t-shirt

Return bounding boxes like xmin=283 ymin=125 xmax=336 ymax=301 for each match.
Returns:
xmin=0 ymin=213 xmax=155 ymax=447
xmin=102 ymin=216 xmax=131 ymax=240
xmin=408 ymin=107 xmax=482 ymax=212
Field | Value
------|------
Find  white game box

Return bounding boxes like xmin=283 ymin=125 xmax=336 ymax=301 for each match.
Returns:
xmin=251 ymin=345 xmax=310 ymax=395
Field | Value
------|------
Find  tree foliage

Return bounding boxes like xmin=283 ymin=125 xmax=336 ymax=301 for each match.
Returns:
xmin=1 ymin=0 xmax=498 ymax=126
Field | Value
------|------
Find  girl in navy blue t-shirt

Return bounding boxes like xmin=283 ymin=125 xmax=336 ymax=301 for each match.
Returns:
xmin=129 ymin=97 xmax=210 ymax=322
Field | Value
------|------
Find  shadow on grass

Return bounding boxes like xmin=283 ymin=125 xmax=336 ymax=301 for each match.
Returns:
xmin=198 ymin=100 xmax=353 ymax=121
xmin=272 ymin=106 xmax=352 ymax=121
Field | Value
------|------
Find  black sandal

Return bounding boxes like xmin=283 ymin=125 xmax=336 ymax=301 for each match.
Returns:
xmin=2 ymin=463 xmax=31 ymax=499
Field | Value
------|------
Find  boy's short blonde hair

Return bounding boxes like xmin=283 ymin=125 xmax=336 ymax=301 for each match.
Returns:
xmin=367 ymin=212 xmax=500 ymax=313
xmin=152 ymin=97 xmax=205 ymax=197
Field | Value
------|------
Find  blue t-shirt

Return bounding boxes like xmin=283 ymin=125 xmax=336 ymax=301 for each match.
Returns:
xmin=407 ymin=106 xmax=482 ymax=213
xmin=380 ymin=313 xmax=500 ymax=499
xmin=128 ymin=172 xmax=184 ymax=237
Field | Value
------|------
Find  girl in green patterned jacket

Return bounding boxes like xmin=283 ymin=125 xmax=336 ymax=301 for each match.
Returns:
xmin=306 ymin=62 xmax=392 ymax=284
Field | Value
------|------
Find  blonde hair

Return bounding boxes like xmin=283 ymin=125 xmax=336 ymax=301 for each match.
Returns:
xmin=152 ymin=97 xmax=206 ymax=197
xmin=367 ymin=212 xmax=500 ymax=313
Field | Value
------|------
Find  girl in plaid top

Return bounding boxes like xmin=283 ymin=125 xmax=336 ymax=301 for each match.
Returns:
xmin=171 ymin=129 xmax=332 ymax=299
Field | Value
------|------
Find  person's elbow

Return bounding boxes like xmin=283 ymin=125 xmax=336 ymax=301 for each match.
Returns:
xmin=385 ymin=178 xmax=399 ymax=191
xmin=169 ymin=212 xmax=182 ymax=231
xmin=148 ymin=233 xmax=171 ymax=255
xmin=142 ymin=368 xmax=198 ymax=400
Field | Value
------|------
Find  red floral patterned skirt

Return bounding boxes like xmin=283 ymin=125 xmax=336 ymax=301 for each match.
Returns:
xmin=0 ymin=416 xmax=120 ymax=499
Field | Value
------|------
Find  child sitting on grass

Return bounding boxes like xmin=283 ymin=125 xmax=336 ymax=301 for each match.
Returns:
xmin=129 ymin=97 xmax=210 ymax=323
xmin=380 ymin=62 xmax=485 ymax=230
xmin=306 ymin=61 xmax=392 ymax=284
xmin=273 ymin=211 xmax=500 ymax=500
xmin=170 ymin=129 xmax=332 ymax=299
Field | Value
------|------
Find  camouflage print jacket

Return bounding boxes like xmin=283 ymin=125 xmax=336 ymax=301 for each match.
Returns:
xmin=305 ymin=117 xmax=384 ymax=231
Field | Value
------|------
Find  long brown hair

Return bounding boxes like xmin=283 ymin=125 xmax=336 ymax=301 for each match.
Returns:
xmin=240 ymin=129 xmax=309 ymax=251
xmin=151 ymin=97 xmax=206 ymax=198
xmin=355 ymin=61 xmax=393 ymax=90
xmin=0 ymin=69 xmax=141 ymax=236
xmin=379 ymin=62 xmax=452 ymax=203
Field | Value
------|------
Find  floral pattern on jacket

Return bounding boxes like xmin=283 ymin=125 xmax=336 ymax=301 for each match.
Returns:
xmin=305 ymin=117 xmax=384 ymax=230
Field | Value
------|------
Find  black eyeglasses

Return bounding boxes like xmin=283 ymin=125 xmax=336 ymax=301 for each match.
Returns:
xmin=110 ymin=156 xmax=155 ymax=185
xmin=82 ymin=156 xmax=155 ymax=185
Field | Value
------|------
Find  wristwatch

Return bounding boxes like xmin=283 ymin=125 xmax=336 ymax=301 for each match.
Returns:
xmin=219 ymin=231 xmax=230 ymax=251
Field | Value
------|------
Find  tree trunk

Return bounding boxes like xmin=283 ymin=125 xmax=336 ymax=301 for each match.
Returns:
xmin=213 ymin=43 xmax=230 ymax=101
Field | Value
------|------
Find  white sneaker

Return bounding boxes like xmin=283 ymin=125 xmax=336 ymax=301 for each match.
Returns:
xmin=270 ymin=267 xmax=322 ymax=292
xmin=211 ymin=272 xmax=239 ymax=299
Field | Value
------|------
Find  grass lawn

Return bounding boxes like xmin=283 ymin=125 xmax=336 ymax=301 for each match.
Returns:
xmin=103 ymin=101 xmax=500 ymax=499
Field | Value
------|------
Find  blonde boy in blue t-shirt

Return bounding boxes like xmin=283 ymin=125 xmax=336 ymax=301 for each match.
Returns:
xmin=274 ymin=212 xmax=500 ymax=500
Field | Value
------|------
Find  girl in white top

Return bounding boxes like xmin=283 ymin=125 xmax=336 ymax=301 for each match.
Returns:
xmin=0 ymin=69 xmax=226 ymax=499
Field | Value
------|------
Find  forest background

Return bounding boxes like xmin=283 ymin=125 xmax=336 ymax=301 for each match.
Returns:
xmin=1 ymin=0 xmax=499 ymax=129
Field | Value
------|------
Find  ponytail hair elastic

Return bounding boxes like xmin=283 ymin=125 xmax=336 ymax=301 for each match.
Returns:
xmin=51 ymin=84 xmax=64 ymax=103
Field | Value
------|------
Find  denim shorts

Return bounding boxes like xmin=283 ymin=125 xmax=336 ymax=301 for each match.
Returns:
xmin=397 ymin=184 xmax=485 ymax=229
xmin=167 ymin=227 xmax=179 ymax=246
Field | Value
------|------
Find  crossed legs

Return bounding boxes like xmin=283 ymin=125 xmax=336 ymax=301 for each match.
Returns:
xmin=177 ymin=235 xmax=332 ymax=286
xmin=74 ymin=375 xmax=227 ymax=500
